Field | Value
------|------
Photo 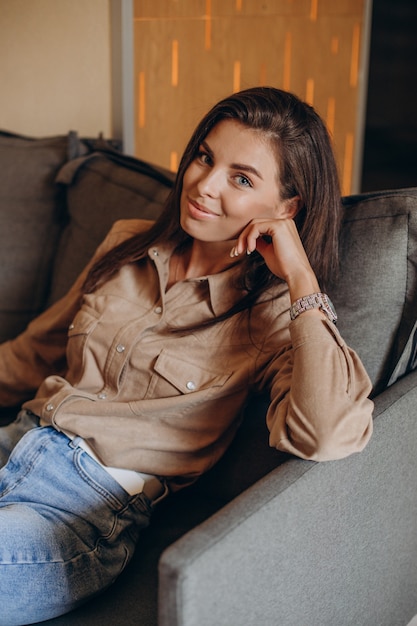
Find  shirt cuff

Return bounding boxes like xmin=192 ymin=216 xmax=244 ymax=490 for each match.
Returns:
xmin=289 ymin=314 xmax=345 ymax=349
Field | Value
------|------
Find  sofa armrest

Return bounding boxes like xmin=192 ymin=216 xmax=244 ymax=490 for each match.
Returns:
xmin=158 ymin=369 xmax=417 ymax=626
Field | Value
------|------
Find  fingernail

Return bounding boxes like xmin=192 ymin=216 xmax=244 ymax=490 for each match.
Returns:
xmin=246 ymin=248 xmax=252 ymax=255
xmin=230 ymin=246 xmax=236 ymax=258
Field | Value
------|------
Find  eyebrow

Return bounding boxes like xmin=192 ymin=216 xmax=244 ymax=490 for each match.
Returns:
xmin=201 ymin=140 xmax=264 ymax=181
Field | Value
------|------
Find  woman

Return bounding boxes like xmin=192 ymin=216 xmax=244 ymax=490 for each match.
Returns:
xmin=0 ymin=87 xmax=373 ymax=624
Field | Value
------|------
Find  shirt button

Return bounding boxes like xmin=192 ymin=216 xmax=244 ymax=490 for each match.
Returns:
xmin=97 ymin=392 xmax=107 ymax=400
xmin=46 ymin=403 xmax=54 ymax=411
xmin=186 ymin=381 xmax=196 ymax=391
xmin=68 ymin=323 xmax=75 ymax=330
xmin=116 ymin=344 xmax=125 ymax=353
xmin=152 ymin=249 xmax=159 ymax=256
xmin=154 ymin=306 xmax=162 ymax=314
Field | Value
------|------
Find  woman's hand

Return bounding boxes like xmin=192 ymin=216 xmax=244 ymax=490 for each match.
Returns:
xmin=231 ymin=217 xmax=321 ymax=303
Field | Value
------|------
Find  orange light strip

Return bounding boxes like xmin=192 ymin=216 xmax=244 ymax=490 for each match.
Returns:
xmin=283 ymin=31 xmax=292 ymax=91
xmin=170 ymin=151 xmax=178 ymax=172
xmin=331 ymin=36 xmax=339 ymax=55
xmin=350 ymin=23 xmax=360 ymax=88
xmin=138 ymin=71 xmax=146 ymax=129
xmin=310 ymin=0 xmax=318 ymax=21
xmin=236 ymin=0 xmax=243 ymax=11
xmin=172 ymin=40 xmax=179 ymax=87
xmin=342 ymin=132 xmax=354 ymax=195
xmin=205 ymin=0 xmax=212 ymax=50
xmin=233 ymin=61 xmax=241 ymax=92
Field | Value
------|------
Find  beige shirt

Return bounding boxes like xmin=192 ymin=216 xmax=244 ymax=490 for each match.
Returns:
xmin=0 ymin=220 xmax=373 ymax=489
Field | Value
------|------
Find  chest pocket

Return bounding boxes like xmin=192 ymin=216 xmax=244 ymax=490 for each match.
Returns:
xmin=66 ymin=310 xmax=100 ymax=375
xmin=146 ymin=349 xmax=232 ymax=399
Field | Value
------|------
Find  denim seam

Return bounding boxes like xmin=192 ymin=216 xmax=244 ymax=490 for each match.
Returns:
xmin=0 ymin=431 xmax=49 ymax=498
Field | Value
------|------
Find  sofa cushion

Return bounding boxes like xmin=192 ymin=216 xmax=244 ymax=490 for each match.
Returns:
xmin=48 ymin=150 xmax=175 ymax=303
xmin=0 ymin=130 xmax=88 ymax=343
xmin=331 ymin=188 xmax=417 ymax=395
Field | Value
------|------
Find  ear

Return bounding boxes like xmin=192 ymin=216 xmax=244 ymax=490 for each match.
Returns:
xmin=276 ymin=195 xmax=301 ymax=219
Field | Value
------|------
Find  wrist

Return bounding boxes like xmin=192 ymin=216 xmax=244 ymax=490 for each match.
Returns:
xmin=286 ymin=270 xmax=320 ymax=303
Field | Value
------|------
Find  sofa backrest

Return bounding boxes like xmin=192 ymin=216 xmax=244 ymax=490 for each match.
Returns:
xmin=332 ymin=188 xmax=417 ymax=395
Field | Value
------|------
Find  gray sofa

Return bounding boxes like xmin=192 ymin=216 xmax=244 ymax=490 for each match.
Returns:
xmin=1 ymin=130 xmax=417 ymax=626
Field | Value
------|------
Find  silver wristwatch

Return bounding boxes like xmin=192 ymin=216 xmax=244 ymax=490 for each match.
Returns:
xmin=289 ymin=292 xmax=337 ymax=324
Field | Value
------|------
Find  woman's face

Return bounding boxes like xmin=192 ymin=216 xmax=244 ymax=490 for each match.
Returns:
xmin=180 ymin=119 xmax=290 ymax=244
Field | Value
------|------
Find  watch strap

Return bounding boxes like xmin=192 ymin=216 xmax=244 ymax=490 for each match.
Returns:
xmin=290 ymin=292 xmax=337 ymax=323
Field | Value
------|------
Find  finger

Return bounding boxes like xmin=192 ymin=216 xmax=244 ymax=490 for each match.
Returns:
xmin=240 ymin=221 xmax=272 ymax=255
xmin=255 ymin=235 xmax=271 ymax=257
xmin=230 ymin=218 xmax=289 ymax=258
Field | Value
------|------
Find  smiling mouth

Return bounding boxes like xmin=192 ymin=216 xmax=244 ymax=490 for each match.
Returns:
xmin=188 ymin=198 xmax=219 ymax=218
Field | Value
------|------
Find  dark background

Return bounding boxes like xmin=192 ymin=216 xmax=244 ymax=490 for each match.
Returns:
xmin=361 ymin=0 xmax=417 ymax=192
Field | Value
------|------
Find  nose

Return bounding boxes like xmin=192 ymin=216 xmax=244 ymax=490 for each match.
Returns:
xmin=196 ymin=167 xmax=222 ymax=198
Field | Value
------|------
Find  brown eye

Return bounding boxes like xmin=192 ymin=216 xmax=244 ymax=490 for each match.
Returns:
xmin=197 ymin=151 xmax=212 ymax=166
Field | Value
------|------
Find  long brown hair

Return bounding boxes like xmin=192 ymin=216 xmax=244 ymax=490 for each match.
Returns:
xmin=83 ymin=87 xmax=342 ymax=325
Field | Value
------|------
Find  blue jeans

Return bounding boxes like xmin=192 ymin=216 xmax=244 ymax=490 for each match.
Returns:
xmin=0 ymin=410 xmax=155 ymax=626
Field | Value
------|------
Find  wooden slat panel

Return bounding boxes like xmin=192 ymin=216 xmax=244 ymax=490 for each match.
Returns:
xmin=133 ymin=0 xmax=367 ymax=194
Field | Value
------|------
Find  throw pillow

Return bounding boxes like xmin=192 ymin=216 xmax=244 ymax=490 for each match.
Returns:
xmin=48 ymin=150 xmax=175 ymax=303
xmin=331 ymin=188 xmax=417 ymax=395
xmin=0 ymin=130 xmax=87 ymax=342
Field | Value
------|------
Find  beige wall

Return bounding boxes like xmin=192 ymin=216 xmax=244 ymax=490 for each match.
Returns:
xmin=0 ymin=0 xmax=112 ymax=138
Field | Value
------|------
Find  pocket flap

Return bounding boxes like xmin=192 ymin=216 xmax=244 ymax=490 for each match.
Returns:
xmin=153 ymin=349 xmax=231 ymax=394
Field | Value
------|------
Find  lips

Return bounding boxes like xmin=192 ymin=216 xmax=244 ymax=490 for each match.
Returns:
xmin=187 ymin=198 xmax=219 ymax=219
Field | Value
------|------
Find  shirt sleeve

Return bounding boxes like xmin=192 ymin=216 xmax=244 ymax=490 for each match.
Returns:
xmin=0 ymin=220 xmax=148 ymax=407
xmin=264 ymin=314 xmax=374 ymax=461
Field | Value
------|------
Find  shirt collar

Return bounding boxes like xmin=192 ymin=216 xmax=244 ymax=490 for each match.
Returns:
xmin=148 ymin=243 xmax=247 ymax=317
xmin=206 ymin=266 xmax=246 ymax=316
